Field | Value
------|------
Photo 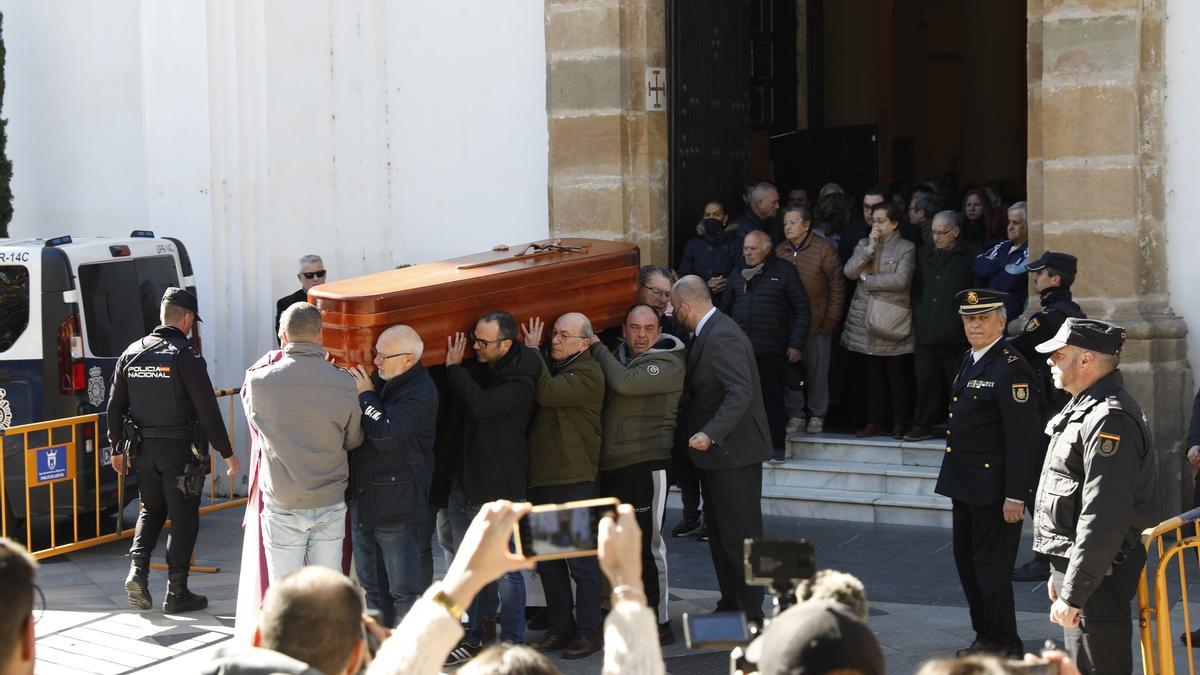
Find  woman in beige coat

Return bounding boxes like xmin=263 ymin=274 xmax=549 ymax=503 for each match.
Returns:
xmin=841 ymin=201 xmax=916 ymax=439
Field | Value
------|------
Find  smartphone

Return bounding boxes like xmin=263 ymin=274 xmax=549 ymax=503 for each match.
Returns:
xmin=513 ymin=497 xmax=619 ymax=561
xmin=683 ymin=611 xmax=751 ymax=649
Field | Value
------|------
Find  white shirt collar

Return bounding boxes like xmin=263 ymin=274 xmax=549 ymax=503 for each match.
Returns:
xmin=972 ymin=336 xmax=1003 ymax=363
xmin=694 ymin=306 xmax=718 ymax=337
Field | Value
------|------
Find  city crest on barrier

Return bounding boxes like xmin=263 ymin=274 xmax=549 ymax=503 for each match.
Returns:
xmin=0 ymin=389 xmax=10 ymax=429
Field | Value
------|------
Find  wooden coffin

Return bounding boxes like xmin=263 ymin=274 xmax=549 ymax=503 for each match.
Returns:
xmin=309 ymin=238 xmax=641 ymax=368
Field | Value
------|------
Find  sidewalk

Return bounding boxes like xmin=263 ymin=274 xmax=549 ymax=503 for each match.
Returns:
xmin=28 ymin=504 xmax=1139 ymax=674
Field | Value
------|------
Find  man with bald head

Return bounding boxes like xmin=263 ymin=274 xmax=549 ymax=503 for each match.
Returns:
xmin=722 ymin=229 xmax=810 ymax=455
xmin=523 ymin=312 xmax=607 ymax=658
xmin=348 ymin=325 xmax=438 ymax=626
xmin=672 ymin=275 xmax=771 ymax=622
xmin=243 ymin=302 xmax=365 ymax=584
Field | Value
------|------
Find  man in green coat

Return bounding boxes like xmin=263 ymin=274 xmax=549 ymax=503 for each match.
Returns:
xmin=590 ymin=303 xmax=686 ymax=645
xmin=523 ymin=312 xmax=606 ymax=659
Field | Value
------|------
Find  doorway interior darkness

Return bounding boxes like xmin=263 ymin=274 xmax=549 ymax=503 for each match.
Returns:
xmin=668 ymin=0 xmax=1027 ymax=265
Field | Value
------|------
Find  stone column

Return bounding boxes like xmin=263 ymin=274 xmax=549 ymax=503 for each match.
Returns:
xmin=1028 ymin=0 xmax=1191 ymax=513
xmin=545 ymin=0 xmax=669 ymax=264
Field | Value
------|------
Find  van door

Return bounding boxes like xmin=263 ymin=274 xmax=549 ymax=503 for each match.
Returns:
xmin=0 ymin=264 xmax=36 ymax=429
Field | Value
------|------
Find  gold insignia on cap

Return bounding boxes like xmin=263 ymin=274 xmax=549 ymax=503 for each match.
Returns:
xmin=967 ymin=291 xmax=979 ymax=305
xmin=1012 ymin=383 xmax=1029 ymax=403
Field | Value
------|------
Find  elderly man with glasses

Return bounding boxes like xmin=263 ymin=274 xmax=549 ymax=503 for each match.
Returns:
xmin=521 ymin=312 xmax=607 ymax=659
xmin=274 ymin=254 xmax=327 ymax=345
xmin=434 ymin=310 xmax=542 ymax=665
xmin=346 ymin=325 xmax=438 ymax=627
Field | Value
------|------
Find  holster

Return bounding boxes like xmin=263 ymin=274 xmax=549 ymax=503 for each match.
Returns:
xmin=177 ymin=459 xmax=209 ymax=499
xmin=119 ymin=414 xmax=142 ymax=463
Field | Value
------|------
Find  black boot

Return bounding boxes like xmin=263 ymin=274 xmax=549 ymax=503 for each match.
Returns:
xmin=125 ymin=563 xmax=151 ymax=610
xmin=1012 ymin=555 xmax=1051 ymax=582
xmin=163 ymin=574 xmax=208 ymax=614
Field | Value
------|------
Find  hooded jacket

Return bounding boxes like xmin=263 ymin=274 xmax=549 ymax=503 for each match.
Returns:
xmin=528 ymin=348 xmax=605 ymax=488
xmin=590 ymin=334 xmax=686 ymax=473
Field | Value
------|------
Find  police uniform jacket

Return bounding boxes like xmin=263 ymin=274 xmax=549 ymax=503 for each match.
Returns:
xmin=934 ymin=339 xmax=1043 ymax=506
xmin=107 ymin=325 xmax=233 ymax=458
xmin=1032 ymin=369 xmax=1159 ymax=608
xmin=1010 ymin=288 xmax=1085 ymax=412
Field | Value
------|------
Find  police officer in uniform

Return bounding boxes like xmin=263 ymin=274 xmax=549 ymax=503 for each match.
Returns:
xmin=1011 ymin=251 xmax=1085 ymax=582
xmin=935 ymin=289 xmax=1043 ymax=658
xmin=108 ymin=288 xmax=239 ymax=613
xmin=1032 ymin=318 xmax=1159 ymax=674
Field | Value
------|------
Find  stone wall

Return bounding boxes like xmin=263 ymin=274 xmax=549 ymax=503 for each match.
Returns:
xmin=545 ymin=0 xmax=669 ymax=265
xmin=1028 ymin=0 xmax=1192 ymax=514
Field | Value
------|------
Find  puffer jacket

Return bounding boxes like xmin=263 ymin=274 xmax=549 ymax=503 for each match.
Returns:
xmin=775 ymin=232 xmax=845 ymax=334
xmin=679 ymin=232 xmax=738 ymax=282
xmin=528 ymin=348 xmax=605 ymax=487
xmin=840 ymin=231 xmax=916 ymax=356
xmin=589 ymin=334 xmax=686 ymax=472
xmin=720 ymin=254 xmax=811 ymax=356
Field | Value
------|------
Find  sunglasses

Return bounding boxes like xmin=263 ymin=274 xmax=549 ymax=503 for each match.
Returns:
xmin=301 ymin=270 xmax=327 ymax=280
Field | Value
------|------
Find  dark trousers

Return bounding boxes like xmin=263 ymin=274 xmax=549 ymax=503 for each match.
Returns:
xmin=530 ymin=481 xmax=603 ymax=637
xmin=756 ymin=354 xmax=786 ymax=447
xmin=598 ymin=469 xmax=669 ymax=624
xmin=951 ymin=500 xmax=1023 ymax=650
xmin=1050 ymin=548 xmax=1145 ymax=675
xmin=866 ymin=354 xmax=913 ymax=428
xmin=699 ymin=462 xmax=765 ymax=620
xmin=913 ymin=342 xmax=966 ymax=428
xmin=672 ymin=416 xmax=703 ymax=520
xmin=128 ymin=440 xmax=202 ymax=576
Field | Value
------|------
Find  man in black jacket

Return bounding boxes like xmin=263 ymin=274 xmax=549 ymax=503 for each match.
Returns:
xmin=348 ymin=325 xmax=438 ymax=627
xmin=274 ymin=255 xmax=326 ymax=344
xmin=433 ymin=311 xmax=541 ymax=664
xmin=673 ymin=275 xmax=772 ymax=622
xmin=721 ymin=230 xmax=810 ymax=456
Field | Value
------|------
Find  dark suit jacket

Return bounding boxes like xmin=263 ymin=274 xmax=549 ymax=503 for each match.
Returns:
xmin=681 ymin=310 xmax=772 ymax=470
xmin=275 ymin=289 xmax=307 ymax=345
xmin=934 ymin=339 xmax=1043 ymax=506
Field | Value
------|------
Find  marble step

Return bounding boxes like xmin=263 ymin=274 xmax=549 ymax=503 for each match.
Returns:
xmin=767 ymin=459 xmax=940 ymax=496
xmin=786 ymin=432 xmax=946 ymax=468
xmin=668 ymin=482 xmax=952 ymax=528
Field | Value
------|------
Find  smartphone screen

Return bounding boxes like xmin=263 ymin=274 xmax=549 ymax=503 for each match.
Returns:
xmin=684 ymin=612 xmax=750 ymax=648
xmin=515 ymin=497 xmax=619 ymax=561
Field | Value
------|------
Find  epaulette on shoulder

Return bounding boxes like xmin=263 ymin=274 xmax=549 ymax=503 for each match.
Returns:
xmin=1105 ymin=394 xmax=1123 ymax=411
xmin=185 ymin=344 xmax=202 ymax=358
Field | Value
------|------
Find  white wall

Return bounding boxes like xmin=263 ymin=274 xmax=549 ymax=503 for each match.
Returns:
xmin=1 ymin=0 xmax=550 ymax=474
xmin=1166 ymin=0 xmax=1200 ymax=383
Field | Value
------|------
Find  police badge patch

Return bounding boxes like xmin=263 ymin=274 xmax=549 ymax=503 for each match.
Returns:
xmin=1097 ymin=431 xmax=1121 ymax=456
xmin=1012 ymin=383 xmax=1030 ymax=403
xmin=1025 ymin=318 xmax=1040 ymax=333
xmin=87 ymin=366 xmax=106 ymax=407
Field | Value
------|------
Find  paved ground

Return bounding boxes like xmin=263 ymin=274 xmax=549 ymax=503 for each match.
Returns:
xmin=28 ymin=503 xmax=1174 ymax=674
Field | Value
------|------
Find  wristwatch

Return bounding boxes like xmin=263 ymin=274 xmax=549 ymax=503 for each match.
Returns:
xmin=430 ymin=588 xmax=465 ymax=621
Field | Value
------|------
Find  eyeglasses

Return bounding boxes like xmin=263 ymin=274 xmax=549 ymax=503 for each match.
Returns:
xmin=471 ymin=334 xmax=509 ymax=348
xmin=550 ymin=330 xmax=586 ymax=340
xmin=374 ymin=351 xmax=412 ymax=360
xmin=641 ymin=284 xmax=670 ymax=299
xmin=931 ymin=229 xmax=957 ymax=237
xmin=301 ymin=270 xmax=327 ymax=280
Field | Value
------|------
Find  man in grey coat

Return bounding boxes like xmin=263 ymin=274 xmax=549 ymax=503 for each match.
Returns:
xmin=243 ymin=303 xmax=364 ymax=584
xmin=671 ymin=275 xmax=772 ymax=622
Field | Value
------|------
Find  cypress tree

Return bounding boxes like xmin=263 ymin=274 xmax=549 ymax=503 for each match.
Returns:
xmin=0 ymin=12 xmax=12 ymax=237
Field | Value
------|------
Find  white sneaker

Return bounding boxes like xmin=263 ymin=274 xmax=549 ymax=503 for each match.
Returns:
xmin=786 ymin=417 xmax=806 ymax=434
xmin=806 ymin=417 xmax=824 ymax=434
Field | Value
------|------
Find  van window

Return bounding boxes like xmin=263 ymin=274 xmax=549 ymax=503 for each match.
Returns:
xmin=0 ymin=265 xmax=30 ymax=353
xmin=78 ymin=256 xmax=180 ymax=357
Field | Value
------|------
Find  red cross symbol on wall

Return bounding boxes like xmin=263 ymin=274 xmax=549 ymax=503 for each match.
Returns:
xmin=647 ymin=68 xmax=665 ymax=110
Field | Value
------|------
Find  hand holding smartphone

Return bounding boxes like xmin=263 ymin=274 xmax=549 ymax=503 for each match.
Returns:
xmin=513 ymin=497 xmax=620 ymax=561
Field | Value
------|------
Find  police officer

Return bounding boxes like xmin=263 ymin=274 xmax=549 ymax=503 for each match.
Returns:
xmin=1011 ymin=251 xmax=1086 ymax=582
xmin=1032 ymin=318 xmax=1159 ymax=674
xmin=935 ymin=289 xmax=1043 ymax=658
xmin=107 ymin=288 xmax=239 ymax=613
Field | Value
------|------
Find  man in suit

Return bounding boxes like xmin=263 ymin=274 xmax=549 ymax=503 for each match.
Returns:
xmin=671 ymin=275 xmax=772 ymax=622
xmin=274 ymin=255 xmax=326 ymax=345
xmin=935 ymin=288 xmax=1043 ymax=658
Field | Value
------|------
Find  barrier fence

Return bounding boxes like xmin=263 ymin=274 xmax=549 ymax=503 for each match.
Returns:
xmin=1140 ymin=506 xmax=1200 ymax=675
xmin=0 ymin=388 xmax=246 ymax=561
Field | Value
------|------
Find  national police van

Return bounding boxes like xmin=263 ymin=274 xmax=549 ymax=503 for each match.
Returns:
xmin=0 ymin=231 xmax=197 ymax=530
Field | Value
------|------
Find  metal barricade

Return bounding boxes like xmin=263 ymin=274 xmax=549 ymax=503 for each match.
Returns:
xmin=0 ymin=387 xmax=246 ymax=561
xmin=1138 ymin=506 xmax=1200 ymax=675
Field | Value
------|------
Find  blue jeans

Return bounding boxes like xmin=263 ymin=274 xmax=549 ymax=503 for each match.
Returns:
xmin=260 ymin=501 xmax=347 ymax=584
xmin=441 ymin=484 xmax=526 ymax=644
xmin=351 ymin=501 xmax=429 ymax=627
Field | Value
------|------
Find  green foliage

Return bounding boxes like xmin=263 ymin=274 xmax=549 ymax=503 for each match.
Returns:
xmin=0 ymin=12 xmax=12 ymax=238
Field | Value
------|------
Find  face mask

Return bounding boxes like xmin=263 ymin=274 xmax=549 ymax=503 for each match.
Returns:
xmin=701 ymin=218 xmax=724 ymax=235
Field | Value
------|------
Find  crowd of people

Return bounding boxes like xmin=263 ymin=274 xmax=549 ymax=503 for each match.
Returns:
xmin=0 ymin=174 xmax=1175 ymax=675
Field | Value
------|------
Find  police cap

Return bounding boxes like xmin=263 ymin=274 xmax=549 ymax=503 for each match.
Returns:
xmin=956 ymin=288 xmax=1007 ymax=316
xmin=162 ymin=287 xmax=202 ymax=323
xmin=1025 ymin=251 xmax=1078 ymax=275
xmin=1035 ymin=317 xmax=1126 ymax=355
